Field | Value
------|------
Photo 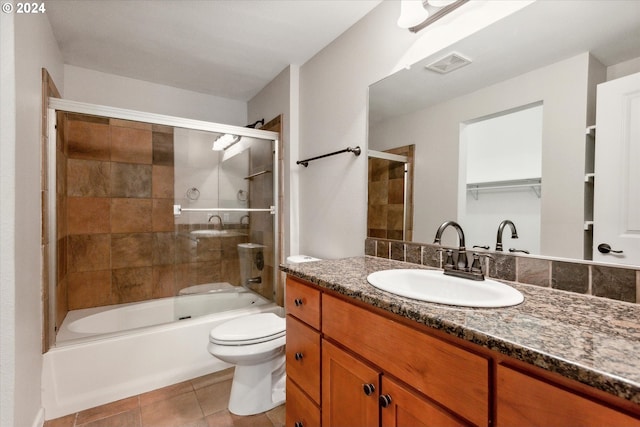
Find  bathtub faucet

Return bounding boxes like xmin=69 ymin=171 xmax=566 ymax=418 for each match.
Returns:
xmin=208 ymin=214 xmax=224 ymax=230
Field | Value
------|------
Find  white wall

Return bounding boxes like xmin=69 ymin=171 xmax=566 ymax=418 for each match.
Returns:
xmin=248 ymin=65 xmax=299 ymax=258
xmin=64 ymin=65 xmax=247 ymax=126
xmin=297 ymin=1 xmax=532 ymax=259
xmin=463 ymin=105 xmax=543 ymax=254
xmin=2 ymin=12 xmax=64 ymax=427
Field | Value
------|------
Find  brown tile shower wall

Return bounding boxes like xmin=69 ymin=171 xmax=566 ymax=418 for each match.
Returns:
xmin=63 ymin=114 xmax=176 ymax=310
xmin=368 ymin=157 xmax=406 ymax=240
xmin=366 ymin=238 xmax=640 ymax=304
xmin=55 ymin=111 xmax=69 ymax=332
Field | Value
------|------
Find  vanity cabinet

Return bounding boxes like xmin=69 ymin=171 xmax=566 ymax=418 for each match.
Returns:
xmin=322 ymin=339 xmax=464 ymax=427
xmin=285 ymin=275 xmax=640 ymax=427
xmin=285 ymin=277 xmax=321 ymax=427
xmin=496 ymin=364 xmax=640 ymax=426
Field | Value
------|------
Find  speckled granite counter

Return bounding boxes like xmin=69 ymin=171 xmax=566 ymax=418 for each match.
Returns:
xmin=281 ymin=256 xmax=640 ymax=405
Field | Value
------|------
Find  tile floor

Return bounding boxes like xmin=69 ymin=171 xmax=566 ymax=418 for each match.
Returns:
xmin=43 ymin=368 xmax=285 ymax=427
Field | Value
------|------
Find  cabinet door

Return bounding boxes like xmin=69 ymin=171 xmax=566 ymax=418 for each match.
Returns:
xmin=286 ymin=315 xmax=321 ymax=404
xmin=497 ymin=365 xmax=640 ymax=426
xmin=322 ymin=340 xmax=379 ymax=427
xmin=380 ymin=377 xmax=467 ymax=427
xmin=287 ymin=377 xmax=320 ymax=427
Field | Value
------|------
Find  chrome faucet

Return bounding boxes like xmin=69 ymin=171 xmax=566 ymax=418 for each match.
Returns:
xmin=433 ymin=221 xmax=485 ymax=280
xmin=208 ymin=214 xmax=224 ymax=230
xmin=496 ymin=220 xmax=518 ymax=251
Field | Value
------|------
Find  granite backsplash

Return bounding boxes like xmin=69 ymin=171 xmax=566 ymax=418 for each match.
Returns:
xmin=365 ymin=238 xmax=640 ymax=304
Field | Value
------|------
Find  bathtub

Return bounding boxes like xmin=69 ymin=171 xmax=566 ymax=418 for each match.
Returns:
xmin=42 ymin=286 xmax=283 ymax=419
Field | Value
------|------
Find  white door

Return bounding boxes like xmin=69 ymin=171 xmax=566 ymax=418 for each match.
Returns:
xmin=593 ymin=72 xmax=640 ymax=264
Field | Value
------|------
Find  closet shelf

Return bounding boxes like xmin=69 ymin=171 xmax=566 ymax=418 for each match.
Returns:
xmin=467 ymin=177 xmax=541 ymax=199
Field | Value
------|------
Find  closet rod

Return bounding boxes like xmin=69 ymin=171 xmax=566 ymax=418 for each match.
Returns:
xmin=297 ymin=146 xmax=361 ymax=167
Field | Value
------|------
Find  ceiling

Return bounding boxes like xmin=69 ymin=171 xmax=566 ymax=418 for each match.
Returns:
xmin=369 ymin=0 xmax=640 ymax=123
xmin=45 ymin=0 xmax=381 ymax=102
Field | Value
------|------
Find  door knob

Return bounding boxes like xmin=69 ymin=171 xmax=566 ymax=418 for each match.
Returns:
xmin=597 ymin=243 xmax=623 ymax=254
xmin=294 ymin=352 xmax=303 ymax=361
xmin=294 ymin=298 xmax=303 ymax=306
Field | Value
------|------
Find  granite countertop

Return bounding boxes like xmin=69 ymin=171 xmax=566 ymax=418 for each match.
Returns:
xmin=280 ymin=256 xmax=640 ymax=405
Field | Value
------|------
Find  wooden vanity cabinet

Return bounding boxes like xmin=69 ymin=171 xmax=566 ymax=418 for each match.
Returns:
xmin=286 ymin=277 xmax=321 ymax=427
xmin=496 ymin=364 xmax=640 ymax=427
xmin=322 ymin=339 xmax=465 ymax=427
xmin=285 ymin=275 xmax=640 ymax=427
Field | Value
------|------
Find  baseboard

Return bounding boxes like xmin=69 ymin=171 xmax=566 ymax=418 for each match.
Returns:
xmin=32 ymin=407 xmax=45 ymax=427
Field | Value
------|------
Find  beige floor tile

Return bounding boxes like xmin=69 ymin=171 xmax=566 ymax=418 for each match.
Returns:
xmin=205 ymin=410 xmax=274 ymax=427
xmin=195 ymin=379 xmax=233 ymax=416
xmin=43 ymin=413 xmax=77 ymax=427
xmin=266 ymin=404 xmax=285 ymax=427
xmin=75 ymin=396 xmax=139 ymax=425
xmin=191 ymin=368 xmax=234 ymax=390
xmin=139 ymin=380 xmax=194 ymax=407
xmin=76 ymin=408 xmax=141 ymax=427
xmin=140 ymin=391 xmax=204 ymax=427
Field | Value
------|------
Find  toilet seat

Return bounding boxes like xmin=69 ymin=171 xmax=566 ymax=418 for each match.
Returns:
xmin=210 ymin=313 xmax=285 ymax=346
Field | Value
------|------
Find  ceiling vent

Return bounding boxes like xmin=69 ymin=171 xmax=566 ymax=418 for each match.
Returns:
xmin=425 ymin=52 xmax=472 ymax=74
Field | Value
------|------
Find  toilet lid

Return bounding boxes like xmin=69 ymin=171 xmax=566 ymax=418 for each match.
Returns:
xmin=209 ymin=313 xmax=285 ymax=345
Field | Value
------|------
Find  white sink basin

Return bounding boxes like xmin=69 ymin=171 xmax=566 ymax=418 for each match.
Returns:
xmin=367 ymin=269 xmax=524 ymax=308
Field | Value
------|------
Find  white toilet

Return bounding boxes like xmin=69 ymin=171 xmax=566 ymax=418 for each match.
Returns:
xmin=207 ymin=243 xmax=284 ymax=415
xmin=208 ymin=312 xmax=286 ymax=415
xmin=207 ymin=250 xmax=319 ymax=415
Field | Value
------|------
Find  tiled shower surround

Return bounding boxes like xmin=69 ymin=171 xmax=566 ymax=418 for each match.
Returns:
xmin=365 ymin=238 xmax=640 ymax=303
xmin=56 ymin=113 xmax=250 ymax=334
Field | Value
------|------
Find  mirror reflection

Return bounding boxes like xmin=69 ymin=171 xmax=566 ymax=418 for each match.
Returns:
xmin=368 ymin=0 xmax=640 ymax=265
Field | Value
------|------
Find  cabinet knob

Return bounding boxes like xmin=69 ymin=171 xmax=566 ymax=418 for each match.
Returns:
xmin=362 ymin=383 xmax=376 ymax=396
xmin=294 ymin=352 xmax=304 ymax=361
xmin=379 ymin=394 xmax=392 ymax=408
xmin=294 ymin=298 xmax=303 ymax=306
xmin=294 ymin=422 xmax=304 ymax=427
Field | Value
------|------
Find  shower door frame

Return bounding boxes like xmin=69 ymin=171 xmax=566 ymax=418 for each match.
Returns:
xmin=46 ymin=97 xmax=280 ymax=334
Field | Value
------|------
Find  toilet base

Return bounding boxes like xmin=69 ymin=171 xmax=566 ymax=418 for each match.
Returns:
xmin=227 ymin=353 xmax=286 ymax=416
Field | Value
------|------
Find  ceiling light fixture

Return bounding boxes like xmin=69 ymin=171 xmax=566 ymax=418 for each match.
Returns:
xmin=212 ymin=134 xmax=241 ymax=151
xmin=397 ymin=0 xmax=469 ymax=33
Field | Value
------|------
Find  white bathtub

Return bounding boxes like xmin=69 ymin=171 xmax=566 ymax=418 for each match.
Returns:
xmin=42 ymin=287 xmax=283 ymax=420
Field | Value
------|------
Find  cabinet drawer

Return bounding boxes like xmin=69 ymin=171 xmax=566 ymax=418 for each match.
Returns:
xmin=286 ymin=315 xmax=321 ymax=404
xmin=497 ymin=365 xmax=640 ymax=427
xmin=286 ymin=277 xmax=321 ymax=329
xmin=286 ymin=377 xmax=320 ymax=427
xmin=322 ymin=294 xmax=489 ymax=427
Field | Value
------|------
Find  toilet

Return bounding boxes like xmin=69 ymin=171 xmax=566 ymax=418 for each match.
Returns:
xmin=206 ymin=244 xmax=281 ymax=415
xmin=208 ymin=312 xmax=286 ymax=415
xmin=207 ymin=250 xmax=320 ymax=415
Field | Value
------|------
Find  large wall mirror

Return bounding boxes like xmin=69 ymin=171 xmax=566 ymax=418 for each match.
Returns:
xmin=368 ymin=0 xmax=640 ymax=266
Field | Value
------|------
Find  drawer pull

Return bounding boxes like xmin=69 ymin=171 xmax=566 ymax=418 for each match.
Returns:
xmin=379 ymin=394 xmax=392 ymax=408
xmin=294 ymin=352 xmax=304 ymax=361
xmin=294 ymin=422 xmax=304 ymax=427
xmin=363 ymin=383 xmax=376 ymax=396
xmin=294 ymin=298 xmax=303 ymax=307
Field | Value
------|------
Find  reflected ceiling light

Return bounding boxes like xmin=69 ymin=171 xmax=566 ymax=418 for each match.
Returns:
xmin=398 ymin=0 xmax=469 ymax=33
xmin=212 ymin=134 xmax=241 ymax=151
xmin=397 ymin=0 xmax=429 ymax=29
